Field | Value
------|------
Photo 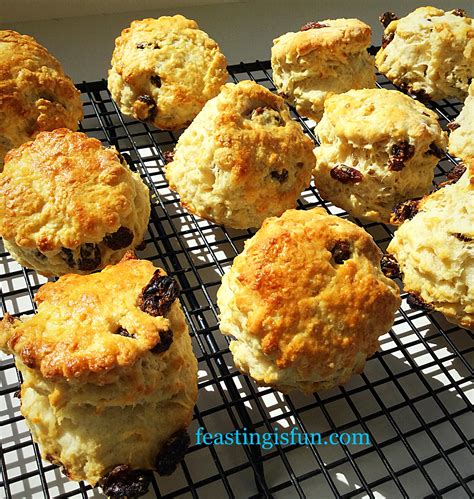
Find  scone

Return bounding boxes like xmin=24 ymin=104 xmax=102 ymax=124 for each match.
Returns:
xmin=108 ymin=15 xmax=228 ymax=130
xmin=166 ymin=80 xmax=314 ymax=229
xmin=449 ymin=81 xmax=474 ymax=161
xmin=376 ymin=7 xmax=474 ymax=101
xmin=313 ymin=88 xmax=448 ymax=222
xmin=271 ymin=18 xmax=376 ymax=121
xmin=0 ymin=30 xmax=83 ymax=170
xmin=0 ymin=129 xmax=150 ymax=276
xmin=0 ymin=253 xmax=198 ymax=495
xmin=217 ymin=208 xmax=401 ymax=393
xmin=387 ymin=160 xmax=473 ymax=330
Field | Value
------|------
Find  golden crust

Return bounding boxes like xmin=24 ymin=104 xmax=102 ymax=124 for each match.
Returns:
xmin=272 ymin=18 xmax=372 ymax=59
xmin=388 ymin=161 xmax=474 ymax=330
xmin=375 ymin=7 xmax=474 ymax=101
xmin=0 ymin=128 xmax=150 ymax=275
xmin=1 ymin=256 xmax=180 ymax=379
xmin=0 ymin=30 xmax=83 ymax=168
xmin=217 ymin=208 xmax=401 ymax=392
xmin=165 ymin=80 xmax=314 ymax=229
xmin=108 ymin=15 xmax=228 ymax=130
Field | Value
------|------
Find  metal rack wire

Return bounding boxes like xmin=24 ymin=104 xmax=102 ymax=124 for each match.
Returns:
xmin=1 ymin=59 xmax=473 ymax=499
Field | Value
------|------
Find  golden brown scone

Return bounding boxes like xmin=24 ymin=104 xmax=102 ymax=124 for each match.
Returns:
xmin=108 ymin=15 xmax=228 ymax=130
xmin=217 ymin=208 xmax=401 ymax=393
xmin=449 ymin=81 xmax=474 ymax=161
xmin=376 ymin=7 xmax=474 ymax=101
xmin=166 ymin=80 xmax=314 ymax=229
xmin=0 ymin=30 xmax=83 ymax=170
xmin=0 ymin=129 xmax=150 ymax=276
xmin=0 ymin=253 xmax=198 ymax=493
xmin=313 ymin=88 xmax=448 ymax=223
xmin=271 ymin=18 xmax=376 ymax=121
xmin=387 ymin=161 xmax=473 ymax=330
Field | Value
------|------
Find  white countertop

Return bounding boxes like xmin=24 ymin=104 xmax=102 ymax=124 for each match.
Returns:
xmin=1 ymin=0 xmax=472 ymax=82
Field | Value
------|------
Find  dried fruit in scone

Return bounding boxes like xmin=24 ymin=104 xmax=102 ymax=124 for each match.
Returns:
xmin=387 ymin=160 xmax=473 ymax=330
xmin=217 ymin=208 xmax=401 ymax=393
xmin=165 ymin=80 xmax=314 ymax=229
xmin=313 ymin=88 xmax=447 ymax=223
xmin=0 ymin=129 xmax=150 ymax=276
xmin=449 ymin=81 xmax=474 ymax=161
xmin=0 ymin=30 xmax=83 ymax=170
xmin=0 ymin=253 xmax=198 ymax=493
xmin=108 ymin=15 xmax=228 ymax=130
xmin=271 ymin=18 xmax=376 ymax=121
xmin=375 ymin=7 xmax=474 ymax=101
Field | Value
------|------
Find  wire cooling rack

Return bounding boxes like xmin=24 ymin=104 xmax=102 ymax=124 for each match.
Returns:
xmin=1 ymin=59 xmax=473 ymax=499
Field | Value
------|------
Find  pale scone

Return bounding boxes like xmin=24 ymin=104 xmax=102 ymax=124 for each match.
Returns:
xmin=217 ymin=208 xmax=401 ymax=393
xmin=376 ymin=7 xmax=474 ymax=101
xmin=387 ymin=161 xmax=473 ymax=330
xmin=165 ymin=80 xmax=314 ymax=229
xmin=271 ymin=18 xmax=376 ymax=122
xmin=0 ymin=30 xmax=83 ymax=170
xmin=108 ymin=15 xmax=228 ymax=130
xmin=0 ymin=129 xmax=150 ymax=276
xmin=0 ymin=253 xmax=198 ymax=494
xmin=449 ymin=81 xmax=474 ymax=161
xmin=313 ymin=88 xmax=448 ymax=223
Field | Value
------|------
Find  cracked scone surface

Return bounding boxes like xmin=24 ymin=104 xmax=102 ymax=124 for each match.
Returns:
xmin=108 ymin=15 xmax=228 ymax=130
xmin=449 ymin=81 xmax=474 ymax=161
xmin=271 ymin=18 xmax=376 ymax=121
xmin=0 ymin=128 xmax=150 ymax=276
xmin=387 ymin=161 xmax=474 ymax=330
xmin=0 ymin=255 xmax=198 ymax=487
xmin=0 ymin=30 xmax=83 ymax=170
xmin=217 ymin=208 xmax=401 ymax=393
xmin=166 ymin=80 xmax=314 ymax=229
xmin=376 ymin=7 xmax=474 ymax=101
xmin=313 ymin=88 xmax=447 ymax=222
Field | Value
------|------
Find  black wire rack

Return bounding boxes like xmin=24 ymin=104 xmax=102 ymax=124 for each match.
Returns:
xmin=1 ymin=59 xmax=473 ymax=499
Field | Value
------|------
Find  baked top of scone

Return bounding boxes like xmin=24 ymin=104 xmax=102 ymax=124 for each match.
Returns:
xmin=449 ymin=81 xmax=474 ymax=161
xmin=0 ymin=128 xmax=142 ymax=251
xmin=220 ymin=208 xmax=401 ymax=381
xmin=321 ymin=88 xmax=443 ymax=145
xmin=108 ymin=15 xmax=228 ymax=129
xmin=0 ymin=30 xmax=83 ymax=164
xmin=272 ymin=18 xmax=372 ymax=58
xmin=0 ymin=254 xmax=180 ymax=379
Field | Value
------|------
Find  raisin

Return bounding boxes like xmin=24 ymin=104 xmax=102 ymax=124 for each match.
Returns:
xmin=151 ymin=75 xmax=162 ymax=88
xmin=381 ymin=254 xmax=401 ymax=279
xmin=447 ymin=122 xmax=460 ymax=132
xmin=380 ymin=12 xmax=398 ymax=28
xmin=446 ymin=164 xmax=466 ymax=183
xmin=389 ymin=141 xmax=415 ymax=171
xmin=61 ymin=247 xmax=75 ymax=268
xmin=156 ymin=429 xmax=190 ymax=476
xmin=453 ymin=8 xmax=467 ymax=17
xmin=114 ymin=327 xmax=135 ymax=338
xmin=99 ymin=465 xmax=152 ymax=498
xmin=135 ymin=240 xmax=147 ymax=251
xmin=426 ymin=142 xmax=445 ymax=159
xmin=138 ymin=271 xmax=180 ymax=317
xmin=278 ymin=91 xmax=289 ymax=100
xmin=330 ymin=165 xmax=363 ymax=183
xmin=35 ymin=250 xmax=46 ymax=260
xmin=406 ymin=292 xmax=434 ymax=312
xmin=391 ymin=199 xmax=420 ymax=224
xmin=150 ymin=329 xmax=173 ymax=354
xmin=399 ymin=83 xmax=429 ymax=102
xmin=137 ymin=95 xmax=157 ymax=122
xmin=104 ymin=227 xmax=134 ymax=250
xmin=300 ymin=22 xmax=328 ymax=31
xmin=331 ymin=241 xmax=351 ymax=264
xmin=13 ymin=389 xmax=21 ymax=399
xmin=381 ymin=32 xmax=394 ymax=49
xmin=163 ymin=150 xmax=174 ymax=164
xmin=452 ymin=233 xmax=472 ymax=242
xmin=136 ymin=42 xmax=160 ymax=49
xmin=270 ymin=169 xmax=288 ymax=183
xmin=77 ymin=244 xmax=101 ymax=271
